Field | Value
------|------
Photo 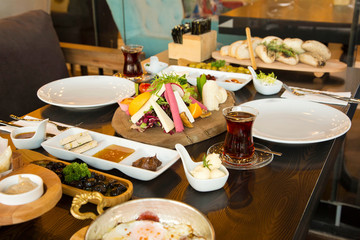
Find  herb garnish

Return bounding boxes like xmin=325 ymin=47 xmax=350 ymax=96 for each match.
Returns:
xmin=202 ymin=154 xmax=212 ymax=170
xmin=63 ymin=162 xmax=91 ymax=183
xmin=263 ymin=40 xmax=298 ymax=57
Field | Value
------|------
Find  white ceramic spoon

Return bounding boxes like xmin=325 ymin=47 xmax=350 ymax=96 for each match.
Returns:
xmin=175 ymin=143 xmax=229 ymax=192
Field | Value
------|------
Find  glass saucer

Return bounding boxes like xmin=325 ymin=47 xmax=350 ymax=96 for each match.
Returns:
xmin=207 ymin=142 xmax=274 ymax=170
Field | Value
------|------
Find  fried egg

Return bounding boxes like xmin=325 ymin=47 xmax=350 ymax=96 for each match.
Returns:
xmin=102 ymin=219 xmax=204 ymax=240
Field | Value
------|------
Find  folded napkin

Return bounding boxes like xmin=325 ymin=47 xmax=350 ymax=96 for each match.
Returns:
xmin=0 ymin=116 xmax=69 ymax=136
xmin=281 ymin=87 xmax=351 ymax=106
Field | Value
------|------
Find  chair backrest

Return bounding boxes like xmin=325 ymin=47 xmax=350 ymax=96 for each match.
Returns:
xmin=0 ymin=0 xmax=51 ymax=19
xmin=0 ymin=10 xmax=69 ymax=120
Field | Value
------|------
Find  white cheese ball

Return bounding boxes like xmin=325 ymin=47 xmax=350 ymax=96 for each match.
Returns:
xmin=190 ymin=165 xmax=211 ymax=179
xmin=206 ymin=153 xmax=222 ymax=170
xmin=210 ymin=168 xmax=226 ymax=179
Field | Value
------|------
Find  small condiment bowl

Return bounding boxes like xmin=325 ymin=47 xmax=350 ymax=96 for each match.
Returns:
xmin=10 ymin=119 xmax=48 ymax=149
xmin=144 ymin=56 xmax=168 ymax=74
xmin=248 ymin=66 xmax=283 ymax=95
xmin=0 ymin=173 xmax=44 ymax=205
xmin=175 ymin=144 xmax=229 ymax=192
xmin=253 ymin=78 xmax=283 ymax=95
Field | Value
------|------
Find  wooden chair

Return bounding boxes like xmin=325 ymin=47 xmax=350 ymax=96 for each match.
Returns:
xmin=60 ymin=42 xmax=124 ymax=76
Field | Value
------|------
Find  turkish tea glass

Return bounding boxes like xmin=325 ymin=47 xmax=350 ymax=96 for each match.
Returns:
xmin=121 ymin=44 xmax=143 ymax=78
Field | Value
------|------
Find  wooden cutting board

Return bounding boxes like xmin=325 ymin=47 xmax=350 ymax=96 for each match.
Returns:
xmin=212 ymin=51 xmax=347 ymax=74
xmin=112 ymin=92 xmax=235 ymax=149
xmin=0 ymin=163 xmax=62 ymax=226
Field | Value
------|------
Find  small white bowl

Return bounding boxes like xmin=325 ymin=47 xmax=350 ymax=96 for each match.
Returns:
xmin=144 ymin=56 xmax=168 ymax=74
xmin=10 ymin=119 xmax=48 ymax=149
xmin=253 ymin=78 xmax=283 ymax=95
xmin=0 ymin=173 xmax=44 ymax=205
xmin=175 ymin=144 xmax=229 ymax=192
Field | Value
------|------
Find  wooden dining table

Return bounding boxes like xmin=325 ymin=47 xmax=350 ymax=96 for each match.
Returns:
xmin=1 ymin=52 xmax=360 ymax=239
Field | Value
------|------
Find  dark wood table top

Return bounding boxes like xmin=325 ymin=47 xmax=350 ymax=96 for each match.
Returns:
xmin=219 ymin=0 xmax=357 ymax=44
xmin=1 ymin=66 xmax=360 ymax=240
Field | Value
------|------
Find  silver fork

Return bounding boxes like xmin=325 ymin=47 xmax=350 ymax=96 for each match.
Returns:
xmin=283 ymin=84 xmax=360 ymax=104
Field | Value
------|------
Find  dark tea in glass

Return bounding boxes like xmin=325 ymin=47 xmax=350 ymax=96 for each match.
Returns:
xmin=223 ymin=106 xmax=258 ymax=161
xmin=121 ymin=45 xmax=143 ymax=77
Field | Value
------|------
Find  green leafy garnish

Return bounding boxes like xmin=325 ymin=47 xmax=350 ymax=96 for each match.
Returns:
xmin=263 ymin=40 xmax=298 ymax=57
xmin=210 ymin=60 xmax=226 ymax=68
xmin=149 ymin=73 xmax=197 ymax=103
xmin=202 ymin=154 xmax=211 ymax=170
xmin=196 ymin=74 xmax=207 ymax=99
xmin=63 ymin=162 xmax=91 ymax=183
xmin=257 ymin=71 xmax=277 ymax=85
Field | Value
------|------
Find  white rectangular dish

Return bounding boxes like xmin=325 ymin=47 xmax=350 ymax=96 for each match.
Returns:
xmin=41 ymin=128 xmax=179 ymax=181
xmin=159 ymin=65 xmax=252 ymax=91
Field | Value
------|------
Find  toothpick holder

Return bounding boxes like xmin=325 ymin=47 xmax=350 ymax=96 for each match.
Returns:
xmin=168 ymin=30 xmax=217 ymax=62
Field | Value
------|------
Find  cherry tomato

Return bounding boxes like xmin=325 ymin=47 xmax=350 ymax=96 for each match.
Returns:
xmin=139 ymin=83 xmax=151 ymax=93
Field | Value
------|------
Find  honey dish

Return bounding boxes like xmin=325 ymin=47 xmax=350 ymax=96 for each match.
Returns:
xmin=10 ymin=119 xmax=48 ymax=149
xmin=0 ymin=173 xmax=44 ymax=205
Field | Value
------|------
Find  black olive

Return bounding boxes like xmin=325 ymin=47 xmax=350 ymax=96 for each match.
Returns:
xmin=90 ymin=172 xmax=97 ymax=178
xmin=84 ymin=187 xmax=93 ymax=191
xmin=108 ymin=179 xmax=119 ymax=188
xmin=70 ymin=180 xmax=83 ymax=189
xmin=96 ymin=174 xmax=106 ymax=181
xmin=84 ymin=178 xmax=96 ymax=188
xmin=94 ymin=184 xmax=107 ymax=194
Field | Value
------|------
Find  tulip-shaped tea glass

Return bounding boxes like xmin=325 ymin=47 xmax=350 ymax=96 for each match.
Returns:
xmin=121 ymin=44 xmax=143 ymax=78
xmin=208 ymin=105 xmax=274 ymax=170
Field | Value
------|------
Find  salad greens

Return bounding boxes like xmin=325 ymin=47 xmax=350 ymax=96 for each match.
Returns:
xmin=196 ymin=74 xmax=207 ymax=99
xmin=63 ymin=162 xmax=91 ymax=183
xmin=263 ymin=40 xmax=298 ymax=57
xmin=257 ymin=71 xmax=277 ymax=85
xmin=150 ymin=73 xmax=197 ymax=103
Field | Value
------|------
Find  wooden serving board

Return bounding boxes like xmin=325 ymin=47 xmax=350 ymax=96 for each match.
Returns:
xmin=0 ymin=163 xmax=62 ymax=226
xmin=70 ymin=226 xmax=88 ymax=240
xmin=212 ymin=51 xmax=347 ymax=74
xmin=17 ymin=149 xmax=133 ymax=207
xmin=112 ymin=92 xmax=235 ymax=149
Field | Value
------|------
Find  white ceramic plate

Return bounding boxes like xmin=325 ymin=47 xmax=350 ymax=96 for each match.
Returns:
xmin=41 ymin=128 xmax=179 ymax=181
xmin=242 ymin=98 xmax=351 ymax=144
xmin=37 ymin=76 xmax=135 ymax=110
xmin=159 ymin=65 xmax=252 ymax=91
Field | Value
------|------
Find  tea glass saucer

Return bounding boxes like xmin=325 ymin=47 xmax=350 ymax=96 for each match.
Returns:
xmin=207 ymin=142 xmax=274 ymax=170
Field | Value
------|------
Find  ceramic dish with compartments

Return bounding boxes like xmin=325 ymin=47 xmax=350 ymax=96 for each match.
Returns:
xmin=41 ymin=128 xmax=179 ymax=181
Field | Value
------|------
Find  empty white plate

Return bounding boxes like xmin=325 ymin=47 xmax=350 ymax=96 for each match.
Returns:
xmin=242 ymin=98 xmax=351 ymax=144
xmin=37 ymin=76 xmax=135 ymax=110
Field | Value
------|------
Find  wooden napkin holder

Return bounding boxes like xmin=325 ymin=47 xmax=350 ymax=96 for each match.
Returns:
xmin=168 ymin=30 xmax=217 ymax=62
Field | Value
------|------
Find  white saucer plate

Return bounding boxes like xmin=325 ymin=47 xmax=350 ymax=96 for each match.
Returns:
xmin=37 ymin=76 xmax=135 ymax=110
xmin=41 ymin=128 xmax=179 ymax=181
xmin=242 ymin=98 xmax=351 ymax=144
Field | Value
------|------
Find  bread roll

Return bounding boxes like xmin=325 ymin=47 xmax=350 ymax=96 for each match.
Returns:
xmin=283 ymin=38 xmax=305 ymax=54
xmin=229 ymin=40 xmax=244 ymax=57
xmin=262 ymin=36 xmax=283 ymax=45
xmin=220 ymin=45 xmax=230 ymax=56
xmin=0 ymin=146 xmax=12 ymax=173
xmin=255 ymin=45 xmax=275 ymax=64
xmin=302 ymin=40 xmax=331 ymax=60
xmin=299 ymin=52 xmax=326 ymax=67
xmin=276 ymin=52 xmax=299 ymax=65
xmin=234 ymin=37 xmax=262 ymax=60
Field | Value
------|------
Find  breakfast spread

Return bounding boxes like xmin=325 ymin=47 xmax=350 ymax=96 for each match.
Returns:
xmin=220 ymin=36 xmax=332 ymax=67
xmin=60 ymin=131 xmax=97 ymax=154
xmin=190 ymin=153 xmax=226 ymax=179
xmin=119 ymin=73 xmax=228 ymax=134
xmin=3 ymin=175 xmax=38 ymax=194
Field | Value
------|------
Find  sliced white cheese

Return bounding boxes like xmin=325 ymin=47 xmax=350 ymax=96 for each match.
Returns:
xmin=149 ymin=98 xmax=174 ymax=133
xmin=63 ymin=134 xmax=93 ymax=150
xmin=130 ymin=84 xmax=166 ymax=123
xmin=173 ymin=91 xmax=195 ymax=123
xmin=60 ymin=131 xmax=89 ymax=145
